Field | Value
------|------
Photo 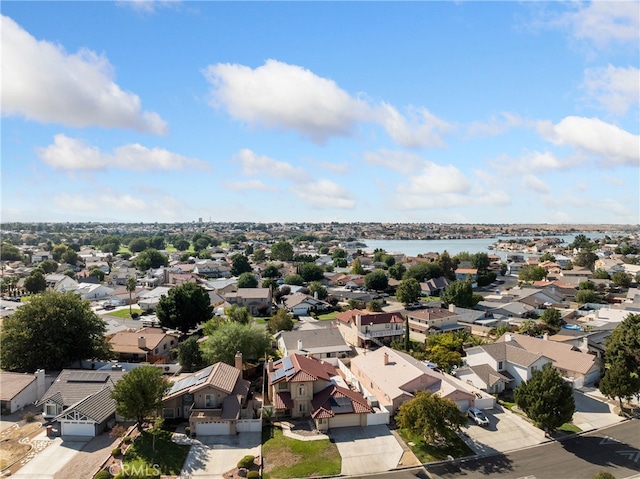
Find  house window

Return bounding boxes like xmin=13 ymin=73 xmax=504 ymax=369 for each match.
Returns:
xmin=205 ymin=395 xmax=215 ymax=407
xmin=163 ymin=408 xmax=175 ymax=418
xmin=299 ymin=384 xmax=306 ymax=396
xmin=299 ymin=403 xmax=306 ymax=413
xmin=163 ymin=343 xmax=167 ymax=350
xmin=385 ymin=324 xmax=390 ymax=329
xmin=45 ymin=403 xmax=58 ymax=416
xmin=498 ymin=361 xmax=503 ymax=370
xmin=278 ymin=382 xmax=288 ymax=391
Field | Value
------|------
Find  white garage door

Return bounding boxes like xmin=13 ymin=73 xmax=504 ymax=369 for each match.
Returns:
xmin=455 ymin=400 xmax=470 ymax=412
xmin=195 ymin=421 xmax=231 ymax=435
xmin=329 ymin=414 xmax=361 ymax=429
xmin=61 ymin=421 xmax=95 ymax=436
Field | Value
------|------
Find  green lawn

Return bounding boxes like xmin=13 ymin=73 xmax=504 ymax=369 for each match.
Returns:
xmin=262 ymin=426 xmax=341 ymax=479
xmin=316 ymin=311 xmax=338 ymax=321
xmin=557 ymin=423 xmax=582 ymax=434
xmin=123 ymin=430 xmax=190 ymax=476
xmin=105 ymin=308 xmax=143 ymax=319
xmin=397 ymin=428 xmax=474 ymax=463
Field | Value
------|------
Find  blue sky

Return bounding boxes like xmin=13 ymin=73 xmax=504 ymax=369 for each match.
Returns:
xmin=2 ymin=1 xmax=638 ymax=224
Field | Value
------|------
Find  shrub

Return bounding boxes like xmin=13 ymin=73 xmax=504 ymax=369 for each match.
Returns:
xmin=247 ymin=471 xmax=260 ymax=479
xmin=184 ymin=426 xmax=190 ymax=437
xmin=23 ymin=412 xmax=36 ymax=423
xmin=131 ymin=312 xmax=139 ymax=318
xmin=110 ymin=424 xmax=127 ymax=439
xmin=93 ymin=470 xmax=113 ymax=479
xmin=111 ymin=447 xmax=122 ymax=456
xmin=237 ymin=455 xmax=255 ymax=468
xmin=122 ymin=436 xmax=132 ymax=444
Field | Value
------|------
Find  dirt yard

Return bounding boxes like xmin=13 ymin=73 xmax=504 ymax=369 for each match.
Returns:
xmin=0 ymin=422 xmax=43 ymax=471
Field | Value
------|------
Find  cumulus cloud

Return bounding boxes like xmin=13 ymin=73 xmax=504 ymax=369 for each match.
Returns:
xmin=564 ymin=1 xmax=640 ymax=50
xmin=204 ymin=59 xmax=450 ymax=147
xmin=364 ymin=149 xmax=426 ymax=175
xmin=290 ymin=179 xmax=355 ymax=209
xmin=38 ymin=135 xmax=206 ymax=171
xmin=522 ymin=174 xmax=550 ymax=194
xmin=401 ymin=163 xmax=472 ymax=196
xmin=54 ymin=192 xmax=147 ymax=212
xmin=1 ymin=15 xmax=167 ymax=134
xmin=117 ymin=0 xmax=180 ymax=13
xmin=466 ymin=112 xmax=526 ymax=138
xmin=538 ymin=116 xmax=639 ymax=166
xmin=224 ymin=179 xmax=278 ymax=192
xmin=234 ymin=148 xmax=308 ymax=181
xmin=582 ymin=65 xmax=640 ymax=115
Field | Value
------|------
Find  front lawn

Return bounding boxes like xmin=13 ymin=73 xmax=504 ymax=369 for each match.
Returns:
xmin=262 ymin=426 xmax=341 ymax=479
xmin=316 ymin=311 xmax=338 ymax=321
xmin=397 ymin=428 xmax=474 ymax=463
xmin=106 ymin=308 xmax=143 ymax=319
xmin=557 ymin=422 xmax=582 ymax=434
xmin=122 ymin=430 xmax=189 ymax=477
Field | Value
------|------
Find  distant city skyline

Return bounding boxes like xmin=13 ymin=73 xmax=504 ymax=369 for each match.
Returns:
xmin=1 ymin=1 xmax=638 ymax=224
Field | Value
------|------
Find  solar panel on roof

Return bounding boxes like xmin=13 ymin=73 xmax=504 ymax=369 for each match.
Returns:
xmin=67 ymin=372 xmax=109 ymax=383
xmin=330 ymin=396 xmax=353 ymax=414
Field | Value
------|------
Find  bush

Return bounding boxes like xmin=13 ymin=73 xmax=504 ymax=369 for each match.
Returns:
xmin=93 ymin=470 xmax=113 ymax=479
xmin=122 ymin=436 xmax=132 ymax=444
xmin=131 ymin=312 xmax=139 ymax=318
xmin=184 ymin=426 xmax=190 ymax=437
xmin=110 ymin=424 xmax=127 ymax=439
xmin=111 ymin=447 xmax=122 ymax=456
xmin=23 ymin=412 xmax=36 ymax=423
xmin=247 ymin=471 xmax=260 ymax=479
xmin=237 ymin=455 xmax=255 ymax=468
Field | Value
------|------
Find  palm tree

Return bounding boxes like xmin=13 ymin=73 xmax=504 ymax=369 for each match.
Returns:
xmin=126 ymin=275 xmax=137 ymax=315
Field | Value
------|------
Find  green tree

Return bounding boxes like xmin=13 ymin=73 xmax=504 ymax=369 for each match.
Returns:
xmin=579 ymin=280 xmax=596 ymax=290
xmin=514 ymin=363 xmax=575 ymax=432
xmin=592 ymin=269 xmax=610 ymax=280
xmin=128 ymin=238 xmax=149 ymax=253
xmin=592 ymin=471 xmax=616 ymax=479
xmin=298 ymin=263 xmax=325 ymax=282
xmin=174 ymin=239 xmax=190 ymax=251
xmin=574 ymin=289 xmax=604 ymax=304
xmin=539 ymin=252 xmax=556 ymax=262
xmin=89 ymin=267 xmax=105 ymax=282
xmin=611 ymin=271 xmax=632 ymax=288
xmin=267 ymin=308 xmax=295 ymax=334
xmin=156 ymin=283 xmax=213 ymax=333
xmin=40 ymin=259 xmax=59 ymax=274
xmin=518 ymin=265 xmax=547 ymax=282
xmin=396 ymin=278 xmax=421 ymax=306
xmin=237 ymin=272 xmax=258 ymax=288
xmin=135 ymin=248 xmax=168 ymax=271
xmin=231 ymin=254 xmax=252 ymax=276
xmin=599 ymin=313 xmax=640 ymax=412
xmin=308 ymin=281 xmax=328 ymax=300
xmin=111 ymin=366 xmax=170 ymax=431
xmin=471 ymin=252 xmax=490 ymax=272
xmin=404 ymin=262 xmax=443 ymax=282
xmin=364 ymin=269 xmax=388 ymax=291
xmin=331 ymin=248 xmax=347 ymax=261
xmin=0 ymin=242 xmax=23 ymax=261
xmin=177 ymin=336 xmax=205 ymax=373
xmin=383 ymin=255 xmax=396 ymax=267
xmin=365 ymin=300 xmax=382 ymax=312
xmin=24 ymin=271 xmax=47 ymax=294
xmin=262 ymin=264 xmax=281 ymax=278
xmin=224 ymin=305 xmax=251 ymax=324
xmin=149 ymin=236 xmax=166 ymax=250
xmin=437 ymin=251 xmax=458 ymax=280
xmin=126 ymin=275 xmax=137 ymax=316
xmin=271 ymin=241 xmax=294 ymax=261
xmin=441 ymin=281 xmax=481 ymax=308
xmin=284 ymin=274 xmax=304 ymax=286
xmin=350 ymin=258 xmax=365 ymax=275
xmin=573 ymin=251 xmax=598 ymax=270
xmin=51 ymin=244 xmax=68 ymax=261
xmin=396 ymin=390 xmax=467 ymax=443
xmin=0 ymin=291 xmax=112 ymax=371
xmin=388 ymin=263 xmax=406 ymax=281
xmin=201 ymin=322 xmax=270 ymax=364
xmin=425 ymin=344 xmax=462 ymax=373
xmin=253 ymin=248 xmax=266 ymax=263
xmin=61 ymin=248 xmax=78 ymax=265
xmin=540 ymin=308 xmax=562 ymax=328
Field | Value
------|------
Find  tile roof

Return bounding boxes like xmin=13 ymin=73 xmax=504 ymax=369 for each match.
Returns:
xmin=472 ymin=341 xmax=547 ymax=367
xmin=39 ymin=369 xmax=127 ymax=407
xmin=57 ymin=386 xmax=116 ymax=424
xmin=108 ymin=328 xmax=176 ymax=354
xmin=165 ymin=362 xmax=242 ymax=399
xmin=335 ymin=309 xmax=404 ymax=326
xmin=269 ymin=354 xmax=337 ymax=385
xmin=311 ymin=385 xmax=372 ymax=419
xmin=273 ymin=392 xmax=293 ymax=409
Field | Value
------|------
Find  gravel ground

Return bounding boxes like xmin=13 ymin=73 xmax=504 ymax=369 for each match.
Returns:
xmin=53 ymin=432 xmax=119 ymax=479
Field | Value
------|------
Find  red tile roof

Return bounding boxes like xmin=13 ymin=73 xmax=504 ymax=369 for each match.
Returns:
xmin=273 ymin=391 xmax=293 ymax=409
xmin=335 ymin=309 xmax=404 ymax=326
xmin=311 ymin=385 xmax=372 ymax=419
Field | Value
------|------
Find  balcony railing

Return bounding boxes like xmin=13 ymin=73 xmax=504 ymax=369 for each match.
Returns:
xmin=358 ymin=329 xmax=404 ymax=339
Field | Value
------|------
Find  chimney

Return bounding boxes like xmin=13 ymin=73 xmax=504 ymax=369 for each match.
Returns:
xmin=448 ymin=304 xmax=456 ymax=313
xmin=543 ymin=332 xmax=549 ymax=341
xmin=138 ymin=336 xmax=146 ymax=349
xmin=235 ymin=351 xmax=243 ymax=373
xmin=383 ymin=352 xmax=389 ymax=365
xmin=267 ymin=358 xmax=274 ymax=373
xmin=504 ymin=333 xmax=513 ymax=342
xmin=356 ymin=314 xmax=362 ymax=328
xmin=111 ymin=364 xmax=123 ymax=371
xmin=35 ymin=369 xmax=46 ymax=399
xmin=297 ymin=339 xmax=303 ymax=351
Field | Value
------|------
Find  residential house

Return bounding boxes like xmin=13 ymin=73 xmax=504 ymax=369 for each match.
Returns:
xmin=455 ymin=364 xmax=513 ymax=395
xmin=267 ymin=354 xmax=372 ymax=431
xmin=0 ymin=370 xmax=51 ymax=414
xmin=109 ymin=268 xmax=138 ymax=286
xmin=137 ymin=286 xmax=172 ymax=311
xmin=420 ymin=276 xmax=453 ymax=297
xmin=274 ymin=328 xmax=353 ymax=359
xmin=38 ymin=366 xmax=132 ymax=437
xmin=44 ymin=274 xmax=78 ymax=293
xmin=335 ymin=309 xmax=404 ymax=348
xmin=204 ymin=278 xmax=238 ymax=296
xmin=108 ymin=327 xmax=180 ymax=363
xmin=405 ymin=305 xmax=465 ymax=340
xmin=74 ymin=283 xmax=114 ymax=301
xmin=162 ymin=354 xmax=258 ymax=435
xmin=225 ymin=288 xmax=272 ymax=316
xmin=349 ymin=347 xmax=481 ymax=415
xmin=31 ymin=250 xmax=51 ymax=264
xmin=455 ymin=268 xmax=478 ymax=282
xmin=193 ymin=260 xmax=231 ymax=279
xmin=283 ymin=292 xmax=330 ymax=316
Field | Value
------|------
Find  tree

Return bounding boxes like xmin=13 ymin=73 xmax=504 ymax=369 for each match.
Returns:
xmin=89 ymin=267 xmax=105 ymax=282
xmin=437 ymin=251 xmax=458 ymax=280
xmin=592 ymin=472 xmax=616 ymax=479
xmin=298 ymin=263 xmax=325 ymax=282
xmin=396 ymin=390 xmax=467 ymax=443
xmin=61 ymin=248 xmax=78 ymax=265
xmin=540 ymin=307 xmax=562 ymax=328
xmin=231 ymin=254 xmax=252 ymax=276
xmin=126 ymin=275 xmax=137 ymax=315
xmin=611 ymin=271 xmax=632 ymax=288
xmin=284 ymin=274 xmax=304 ymax=286
xmin=599 ymin=313 xmax=640 ymax=412
xmin=539 ymin=252 xmax=556 ymax=262
xmin=308 ymin=281 xmax=328 ymax=300
xmin=518 ymin=265 xmax=547 ymax=282
xmin=156 ymin=283 xmax=213 ymax=333
xmin=388 ymin=263 xmax=406 ymax=281
xmin=396 ymin=278 xmax=421 ymax=306
xmin=592 ymin=269 xmax=610 ymax=280
xmin=24 ymin=271 xmax=47 ymax=294
xmin=39 ymin=259 xmax=58 ymax=274
xmin=111 ymin=366 xmax=170 ymax=430
xmin=200 ymin=322 xmax=270 ymax=364
xmin=128 ymin=238 xmax=149 ymax=253
xmin=0 ymin=291 xmax=112 ymax=372
xmin=471 ymin=252 xmax=490 ymax=272
xmin=267 ymin=308 xmax=294 ymax=334
xmin=441 ymin=280 xmax=481 ymax=308
xmin=253 ymin=248 xmax=266 ymax=263
xmin=364 ymin=269 xmax=388 ymax=291
xmin=579 ymin=280 xmax=596 ymax=290
xmin=573 ymin=251 xmax=598 ymax=270
xmin=262 ymin=264 xmax=281 ymax=278
xmin=404 ymin=262 xmax=443 ymax=282
xmin=1 ymin=242 xmax=23 ymax=261
xmin=271 ymin=241 xmax=294 ymax=261
xmin=135 ymin=248 xmax=168 ymax=271
xmin=350 ymin=258 xmax=365 ymax=275
xmin=177 ymin=336 xmax=205 ymax=373
xmin=237 ymin=272 xmax=258 ymax=288
xmin=174 ymin=239 xmax=190 ymax=251
xmin=574 ymin=289 xmax=604 ymax=304
xmin=514 ymin=363 xmax=575 ymax=432
xmin=149 ymin=236 xmax=165 ymax=250
xmin=225 ymin=305 xmax=251 ymax=324
xmin=425 ymin=344 xmax=462 ymax=373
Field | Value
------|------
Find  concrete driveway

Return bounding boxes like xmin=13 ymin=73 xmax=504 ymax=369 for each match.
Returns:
xmin=461 ymin=405 xmax=546 ymax=455
xmin=11 ymin=431 xmax=89 ymax=479
xmin=180 ymin=432 xmax=261 ymax=478
xmin=328 ymin=425 xmax=404 ymax=475
xmin=572 ymin=387 xmax=624 ymax=431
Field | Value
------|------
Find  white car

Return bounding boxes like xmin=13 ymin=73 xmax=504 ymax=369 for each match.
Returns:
xmin=467 ymin=407 xmax=490 ymax=426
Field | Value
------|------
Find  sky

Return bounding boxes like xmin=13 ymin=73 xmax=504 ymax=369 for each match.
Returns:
xmin=1 ymin=1 xmax=639 ymax=225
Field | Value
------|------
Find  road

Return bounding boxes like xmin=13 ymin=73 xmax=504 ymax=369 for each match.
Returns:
xmin=426 ymin=420 xmax=640 ymax=479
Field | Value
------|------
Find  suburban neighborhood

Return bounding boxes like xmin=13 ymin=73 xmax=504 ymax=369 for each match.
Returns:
xmin=0 ymin=222 xmax=639 ymax=479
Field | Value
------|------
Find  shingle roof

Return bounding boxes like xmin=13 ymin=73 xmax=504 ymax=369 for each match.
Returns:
xmin=335 ymin=310 xmax=404 ymax=326
xmin=39 ymin=369 xmax=127 ymax=407
xmin=0 ymin=372 xmax=37 ymax=401
xmin=311 ymin=385 xmax=372 ymax=419
xmin=461 ymin=364 xmax=513 ymax=388
xmin=276 ymin=328 xmax=350 ymax=352
xmin=57 ymin=386 xmax=116 ymax=424
xmin=475 ymin=342 xmax=546 ymax=367
xmin=165 ymin=362 xmax=241 ymax=399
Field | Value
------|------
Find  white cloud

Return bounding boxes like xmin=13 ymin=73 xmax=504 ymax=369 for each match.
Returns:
xmin=401 ymin=163 xmax=472 ymax=196
xmin=538 ymin=116 xmax=640 ymax=166
xmin=38 ymin=134 xmax=206 ymax=171
xmin=117 ymin=0 xmax=180 ymax=13
xmin=290 ymin=179 xmax=355 ymax=209
xmin=1 ymin=15 xmax=167 ymax=134
xmin=364 ymin=149 xmax=425 ymax=175
xmin=582 ymin=65 xmax=640 ymax=115
xmin=565 ymin=1 xmax=640 ymax=50
xmin=466 ymin=112 xmax=526 ymax=138
xmin=224 ymin=179 xmax=278 ymax=192
xmin=204 ymin=59 xmax=451 ymax=147
xmin=234 ymin=148 xmax=308 ymax=181
xmin=522 ymin=174 xmax=550 ymax=194
xmin=54 ymin=192 xmax=147 ymax=213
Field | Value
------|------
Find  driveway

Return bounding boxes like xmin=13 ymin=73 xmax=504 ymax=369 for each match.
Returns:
xmin=328 ymin=425 xmax=404 ymax=475
xmin=461 ymin=404 xmax=546 ymax=455
xmin=180 ymin=432 xmax=261 ymax=478
xmin=11 ymin=431 xmax=89 ymax=479
xmin=572 ymin=387 xmax=624 ymax=431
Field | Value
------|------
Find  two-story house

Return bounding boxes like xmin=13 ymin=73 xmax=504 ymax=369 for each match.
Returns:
xmin=224 ymin=288 xmax=272 ymax=316
xmin=335 ymin=309 xmax=404 ymax=348
xmin=267 ymin=354 xmax=372 ymax=431
xmin=108 ymin=327 xmax=180 ymax=363
xmin=405 ymin=306 xmax=465 ymax=341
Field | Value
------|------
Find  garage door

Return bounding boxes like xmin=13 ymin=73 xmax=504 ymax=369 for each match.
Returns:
xmin=329 ymin=414 xmax=362 ymax=429
xmin=61 ymin=421 xmax=95 ymax=436
xmin=195 ymin=421 xmax=231 ymax=435
xmin=455 ymin=400 xmax=470 ymax=412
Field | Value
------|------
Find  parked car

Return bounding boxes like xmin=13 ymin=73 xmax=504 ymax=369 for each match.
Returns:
xmin=467 ymin=407 xmax=489 ymax=426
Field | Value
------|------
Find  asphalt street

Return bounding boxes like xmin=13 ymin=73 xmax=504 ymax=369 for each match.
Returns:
xmin=426 ymin=419 xmax=640 ymax=479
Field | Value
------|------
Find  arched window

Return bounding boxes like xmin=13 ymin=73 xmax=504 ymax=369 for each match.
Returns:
xmin=299 ymin=384 xmax=306 ymax=396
